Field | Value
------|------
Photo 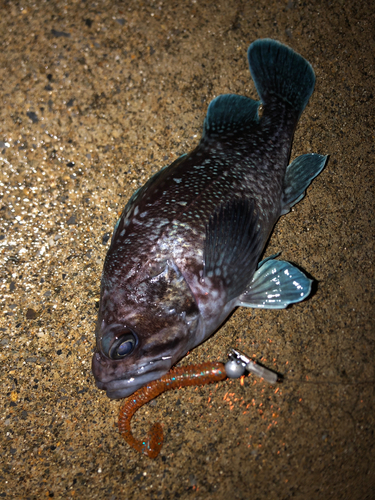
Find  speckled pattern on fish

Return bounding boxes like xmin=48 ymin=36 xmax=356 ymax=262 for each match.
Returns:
xmin=92 ymin=39 xmax=327 ymax=399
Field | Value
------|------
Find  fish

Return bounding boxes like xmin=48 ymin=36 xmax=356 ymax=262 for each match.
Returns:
xmin=92 ymin=39 xmax=327 ymax=399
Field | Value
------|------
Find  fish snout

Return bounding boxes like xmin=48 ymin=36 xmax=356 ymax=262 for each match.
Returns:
xmin=91 ymin=349 xmax=112 ymax=389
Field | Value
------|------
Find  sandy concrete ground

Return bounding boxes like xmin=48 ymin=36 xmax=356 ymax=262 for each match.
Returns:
xmin=0 ymin=1 xmax=374 ymax=499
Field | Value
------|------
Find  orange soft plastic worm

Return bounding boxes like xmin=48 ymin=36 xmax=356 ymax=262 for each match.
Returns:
xmin=118 ymin=361 xmax=227 ymax=459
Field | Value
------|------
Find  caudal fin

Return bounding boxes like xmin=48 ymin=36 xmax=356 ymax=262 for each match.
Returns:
xmin=248 ymin=39 xmax=315 ymax=116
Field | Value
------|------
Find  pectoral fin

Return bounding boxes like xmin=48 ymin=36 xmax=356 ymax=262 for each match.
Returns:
xmin=237 ymin=259 xmax=312 ymax=309
xmin=204 ymin=199 xmax=262 ymax=302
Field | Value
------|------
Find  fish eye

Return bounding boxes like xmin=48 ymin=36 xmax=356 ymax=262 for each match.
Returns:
xmin=107 ymin=328 xmax=137 ymax=360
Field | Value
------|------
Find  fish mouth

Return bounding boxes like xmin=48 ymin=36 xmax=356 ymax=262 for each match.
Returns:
xmin=95 ymin=357 xmax=173 ymax=399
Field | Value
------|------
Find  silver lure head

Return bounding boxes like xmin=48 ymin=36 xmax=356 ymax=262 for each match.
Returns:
xmin=92 ymin=261 xmax=201 ymax=399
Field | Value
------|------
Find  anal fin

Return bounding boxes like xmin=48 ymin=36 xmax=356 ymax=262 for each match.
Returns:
xmin=281 ymin=154 xmax=328 ymax=215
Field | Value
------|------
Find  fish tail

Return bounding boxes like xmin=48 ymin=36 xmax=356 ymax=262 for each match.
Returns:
xmin=248 ymin=39 xmax=315 ymax=116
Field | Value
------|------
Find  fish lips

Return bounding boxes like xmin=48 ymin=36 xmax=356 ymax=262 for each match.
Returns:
xmin=92 ymin=351 xmax=172 ymax=399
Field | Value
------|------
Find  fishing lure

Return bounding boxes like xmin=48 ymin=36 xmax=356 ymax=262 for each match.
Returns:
xmin=118 ymin=350 xmax=279 ymax=458
xmin=118 ymin=361 xmax=226 ymax=458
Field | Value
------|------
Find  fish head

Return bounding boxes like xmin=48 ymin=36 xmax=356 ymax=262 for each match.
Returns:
xmin=92 ymin=260 xmax=201 ymax=399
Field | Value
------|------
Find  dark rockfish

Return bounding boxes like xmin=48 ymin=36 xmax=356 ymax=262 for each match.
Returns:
xmin=92 ymin=39 xmax=327 ymax=399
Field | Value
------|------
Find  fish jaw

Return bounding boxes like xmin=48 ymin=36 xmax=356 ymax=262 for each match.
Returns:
xmin=92 ymin=261 xmax=203 ymax=399
xmin=92 ymin=350 xmax=173 ymax=399
xmin=91 ymin=317 xmax=200 ymax=399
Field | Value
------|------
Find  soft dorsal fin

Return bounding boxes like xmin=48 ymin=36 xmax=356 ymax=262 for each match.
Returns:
xmin=203 ymin=94 xmax=260 ymax=138
xmin=204 ymin=198 xmax=262 ymax=301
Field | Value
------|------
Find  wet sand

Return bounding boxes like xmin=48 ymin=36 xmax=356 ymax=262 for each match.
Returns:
xmin=1 ymin=1 xmax=374 ymax=499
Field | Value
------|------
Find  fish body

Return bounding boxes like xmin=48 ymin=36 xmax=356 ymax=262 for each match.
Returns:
xmin=92 ymin=39 xmax=327 ymax=399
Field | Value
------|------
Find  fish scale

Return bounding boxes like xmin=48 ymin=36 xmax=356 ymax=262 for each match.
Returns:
xmin=92 ymin=39 xmax=327 ymax=399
